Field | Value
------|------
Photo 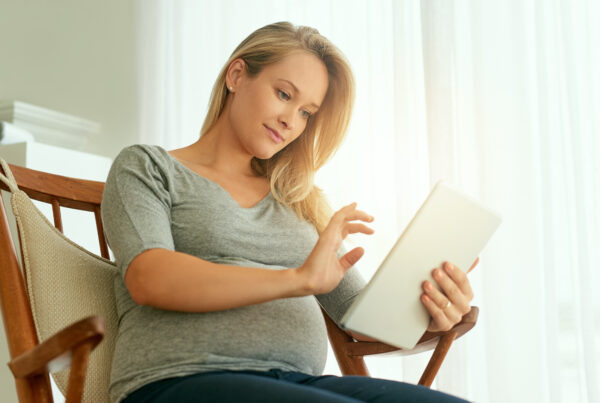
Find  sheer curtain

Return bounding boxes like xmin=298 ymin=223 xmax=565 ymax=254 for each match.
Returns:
xmin=133 ymin=1 xmax=600 ymax=402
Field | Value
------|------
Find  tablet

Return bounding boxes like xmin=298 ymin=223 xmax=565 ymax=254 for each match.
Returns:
xmin=339 ymin=180 xmax=502 ymax=349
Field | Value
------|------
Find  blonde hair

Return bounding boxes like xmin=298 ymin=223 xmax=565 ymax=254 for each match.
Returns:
xmin=200 ymin=21 xmax=355 ymax=234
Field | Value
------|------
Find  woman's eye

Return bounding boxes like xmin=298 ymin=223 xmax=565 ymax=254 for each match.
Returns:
xmin=277 ymin=89 xmax=312 ymax=119
xmin=277 ymin=90 xmax=290 ymax=100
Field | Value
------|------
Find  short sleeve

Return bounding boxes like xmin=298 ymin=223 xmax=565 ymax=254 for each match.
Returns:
xmin=315 ymin=242 xmax=367 ymax=326
xmin=101 ymin=145 xmax=175 ymax=280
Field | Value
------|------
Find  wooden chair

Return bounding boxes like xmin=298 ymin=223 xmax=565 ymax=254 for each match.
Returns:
xmin=0 ymin=160 xmax=478 ymax=403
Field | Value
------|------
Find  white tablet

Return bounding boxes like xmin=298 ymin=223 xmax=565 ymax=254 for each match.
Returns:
xmin=339 ymin=180 xmax=502 ymax=349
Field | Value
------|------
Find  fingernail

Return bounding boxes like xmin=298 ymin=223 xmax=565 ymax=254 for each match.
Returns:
xmin=445 ymin=262 xmax=454 ymax=271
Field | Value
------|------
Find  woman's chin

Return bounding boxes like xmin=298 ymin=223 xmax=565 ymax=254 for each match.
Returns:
xmin=254 ymin=148 xmax=280 ymax=160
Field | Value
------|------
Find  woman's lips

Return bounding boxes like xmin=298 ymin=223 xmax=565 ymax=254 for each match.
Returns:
xmin=264 ymin=125 xmax=283 ymax=144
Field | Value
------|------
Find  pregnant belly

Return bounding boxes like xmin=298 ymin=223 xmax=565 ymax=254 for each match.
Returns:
xmin=205 ymin=296 xmax=329 ymax=372
xmin=116 ymin=294 xmax=329 ymax=376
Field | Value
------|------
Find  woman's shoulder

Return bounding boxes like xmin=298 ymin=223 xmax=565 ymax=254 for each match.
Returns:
xmin=104 ymin=144 xmax=179 ymax=193
xmin=111 ymin=144 xmax=175 ymax=173
xmin=114 ymin=143 xmax=169 ymax=162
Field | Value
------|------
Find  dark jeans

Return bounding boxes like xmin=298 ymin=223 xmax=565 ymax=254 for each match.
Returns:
xmin=122 ymin=368 xmax=470 ymax=403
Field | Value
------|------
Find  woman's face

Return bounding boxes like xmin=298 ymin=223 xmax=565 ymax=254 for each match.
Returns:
xmin=226 ymin=51 xmax=329 ymax=160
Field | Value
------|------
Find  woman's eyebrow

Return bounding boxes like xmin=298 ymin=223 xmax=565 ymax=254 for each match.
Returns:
xmin=278 ymin=78 xmax=321 ymax=109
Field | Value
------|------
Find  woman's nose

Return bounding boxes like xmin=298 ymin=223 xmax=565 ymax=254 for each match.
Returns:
xmin=278 ymin=108 xmax=296 ymax=131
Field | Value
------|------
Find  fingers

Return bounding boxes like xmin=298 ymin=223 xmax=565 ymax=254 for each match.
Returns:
xmin=339 ymin=247 xmax=365 ymax=270
xmin=421 ymin=279 xmax=451 ymax=310
xmin=467 ymin=257 xmax=479 ymax=273
xmin=420 ymin=294 xmax=460 ymax=332
xmin=422 ymin=264 xmax=473 ymax=316
xmin=344 ymin=223 xmax=375 ymax=236
xmin=421 ymin=261 xmax=476 ymax=331
xmin=334 ymin=202 xmax=374 ymax=223
xmin=329 ymin=203 xmax=375 ymax=238
xmin=421 ymin=279 xmax=463 ymax=326
xmin=440 ymin=262 xmax=474 ymax=303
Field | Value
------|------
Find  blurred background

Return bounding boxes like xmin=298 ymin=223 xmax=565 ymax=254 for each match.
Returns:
xmin=0 ymin=1 xmax=598 ymax=402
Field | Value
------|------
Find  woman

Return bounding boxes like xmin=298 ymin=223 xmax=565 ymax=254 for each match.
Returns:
xmin=101 ymin=21 xmax=475 ymax=403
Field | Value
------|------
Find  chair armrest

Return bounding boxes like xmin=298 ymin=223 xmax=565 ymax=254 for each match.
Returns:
xmin=345 ymin=306 xmax=479 ymax=357
xmin=8 ymin=316 xmax=104 ymax=378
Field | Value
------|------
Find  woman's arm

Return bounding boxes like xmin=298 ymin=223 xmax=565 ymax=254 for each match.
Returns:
xmin=127 ymin=248 xmax=309 ymax=312
xmin=127 ymin=202 xmax=373 ymax=313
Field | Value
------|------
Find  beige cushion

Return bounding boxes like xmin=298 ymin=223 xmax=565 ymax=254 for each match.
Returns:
xmin=10 ymin=189 xmax=118 ymax=403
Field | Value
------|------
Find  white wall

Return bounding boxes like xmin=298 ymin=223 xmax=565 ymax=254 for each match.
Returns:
xmin=0 ymin=0 xmax=138 ymax=159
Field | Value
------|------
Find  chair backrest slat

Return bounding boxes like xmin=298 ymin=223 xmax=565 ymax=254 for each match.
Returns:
xmin=93 ymin=207 xmax=110 ymax=260
xmin=51 ymin=199 xmax=63 ymax=233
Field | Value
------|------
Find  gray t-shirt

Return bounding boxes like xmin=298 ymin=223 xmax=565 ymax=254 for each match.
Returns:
xmin=101 ymin=144 xmax=366 ymax=403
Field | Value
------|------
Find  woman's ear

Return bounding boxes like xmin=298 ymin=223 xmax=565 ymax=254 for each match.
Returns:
xmin=226 ymin=58 xmax=247 ymax=91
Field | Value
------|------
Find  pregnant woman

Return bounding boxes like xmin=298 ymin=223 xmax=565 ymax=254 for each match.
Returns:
xmin=101 ymin=21 xmax=475 ymax=403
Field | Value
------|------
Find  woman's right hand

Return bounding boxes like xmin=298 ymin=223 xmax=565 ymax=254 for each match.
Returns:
xmin=295 ymin=202 xmax=375 ymax=295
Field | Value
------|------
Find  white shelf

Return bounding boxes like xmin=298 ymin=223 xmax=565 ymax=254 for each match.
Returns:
xmin=0 ymin=100 xmax=101 ymax=150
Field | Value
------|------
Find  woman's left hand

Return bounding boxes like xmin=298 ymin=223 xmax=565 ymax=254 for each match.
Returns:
xmin=421 ymin=258 xmax=479 ymax=332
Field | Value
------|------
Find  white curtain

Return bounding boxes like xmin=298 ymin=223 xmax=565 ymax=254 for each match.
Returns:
xmin=134 ymin=1 xmax=600 ymax=402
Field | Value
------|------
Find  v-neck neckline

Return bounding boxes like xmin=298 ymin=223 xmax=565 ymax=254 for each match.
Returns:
xmin=162 ymin=147 xmax=273 ymax=210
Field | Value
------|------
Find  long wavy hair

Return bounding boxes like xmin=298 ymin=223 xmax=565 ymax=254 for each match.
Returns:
xmin=200 ymin=21 xmax=356 ymax=234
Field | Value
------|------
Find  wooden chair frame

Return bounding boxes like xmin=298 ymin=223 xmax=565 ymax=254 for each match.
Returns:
xmin=0 ymin=163 xmax=478 ymax=402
